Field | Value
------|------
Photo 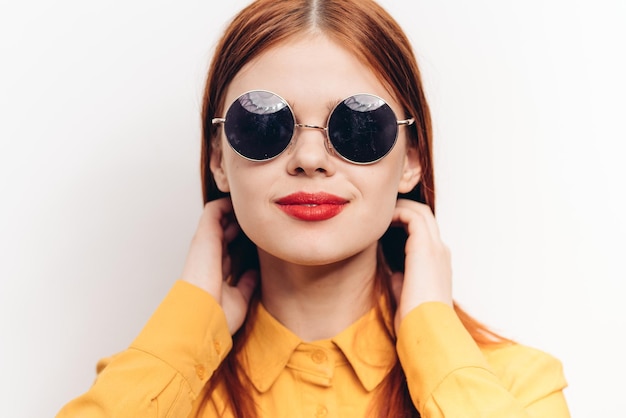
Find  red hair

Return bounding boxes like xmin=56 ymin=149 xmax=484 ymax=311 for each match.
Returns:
xmin=200 ymin=1 xmax=510 ymax=416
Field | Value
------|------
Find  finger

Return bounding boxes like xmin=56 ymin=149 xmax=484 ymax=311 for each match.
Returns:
xmin=396 ymin=199 xmax=439 ymax=231
xmin=392 ymin=205 xmax=439 ymax=245
xmin=222 ymin=253 xmax=232 ymax=281
xmin=198 ymin=197 xmax=234 ymax=235
xmin=390 ymin=272 xmax=404 ymax=305
xmin=223 ymin=219 xmax=241 ymax=244
xmin=190 ymin=198 xmax=236 ymax=257
xmin=392 ymin=199 xmax=440 ymax=239
xmin=236 ymin=270 xmax=259 ymax=305
xmin=181 ymin=198 xmax=234 ymax=297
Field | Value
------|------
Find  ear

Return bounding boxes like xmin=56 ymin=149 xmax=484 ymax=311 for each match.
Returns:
xmin=209 ymin=142 xmax=230 ymax=193
xmin=398 ymin=146 xmax=421 ymax=193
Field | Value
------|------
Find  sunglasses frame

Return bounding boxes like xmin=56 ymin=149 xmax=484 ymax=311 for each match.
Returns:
xmin=212 ymin=89 xmax=415 ymax=165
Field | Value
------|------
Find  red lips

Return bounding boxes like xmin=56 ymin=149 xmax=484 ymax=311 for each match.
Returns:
xmin=275 ymin=192 xmax=348 ymax=221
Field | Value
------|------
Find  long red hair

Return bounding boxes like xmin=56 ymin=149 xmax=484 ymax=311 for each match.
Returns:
xmin=200 ymin=1 xmax=509 ymax=416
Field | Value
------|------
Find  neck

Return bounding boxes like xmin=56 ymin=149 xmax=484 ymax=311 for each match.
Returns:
xmin=258 ymin=245 xmax=379 ymax=342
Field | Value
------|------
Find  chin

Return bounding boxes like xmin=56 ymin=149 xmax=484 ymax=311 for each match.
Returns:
xmin=257 ymin=241 xmax=379 ymax=268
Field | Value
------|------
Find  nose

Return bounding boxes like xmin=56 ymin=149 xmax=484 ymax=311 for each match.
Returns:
xmin=285 ymin=124 xmax=336 ymax=176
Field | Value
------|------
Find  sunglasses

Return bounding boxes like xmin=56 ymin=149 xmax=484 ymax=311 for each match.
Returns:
xmin=212 ymin=90 xmax=414 ymax=164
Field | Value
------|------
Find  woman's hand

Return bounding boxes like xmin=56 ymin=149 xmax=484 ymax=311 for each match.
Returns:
xmin=390 ymin=199 xmax=453 ymax=332
xmin=181 ymin=198 xmax=258 ymax=335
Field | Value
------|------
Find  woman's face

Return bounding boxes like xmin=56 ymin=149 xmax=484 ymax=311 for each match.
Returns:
xmin=211 ymin=34 xmax=421 ymax=267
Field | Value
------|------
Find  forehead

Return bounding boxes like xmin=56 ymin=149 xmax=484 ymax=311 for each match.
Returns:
xmin=223 ymin=34 xmax=401 ymax=115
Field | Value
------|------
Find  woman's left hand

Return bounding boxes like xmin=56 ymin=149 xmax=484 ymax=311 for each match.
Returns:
xmin=390 ymin=198 xmax=453 ymax=332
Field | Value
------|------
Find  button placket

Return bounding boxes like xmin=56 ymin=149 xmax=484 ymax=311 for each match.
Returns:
xmin=311 ymin=349 xmax=327 ymax=364
xmin=195 ymin=364 xmax=206 ymax=380
xmin=213 ymin=340 xmax=222 ymax=355
xmin=315 ymin=404 xmax=328 ymax=417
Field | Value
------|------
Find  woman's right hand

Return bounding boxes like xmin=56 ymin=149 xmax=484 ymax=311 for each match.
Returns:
xmin=181 ymin=198 xmax=258 ymax=335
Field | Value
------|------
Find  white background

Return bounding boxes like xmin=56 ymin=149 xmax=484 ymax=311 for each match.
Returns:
xmin=1 ymin=0 xmax=624 ymax=416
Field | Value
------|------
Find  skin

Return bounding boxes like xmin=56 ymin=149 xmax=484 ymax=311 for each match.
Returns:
xmin=182 ymin=33 xmax=452 ymax=339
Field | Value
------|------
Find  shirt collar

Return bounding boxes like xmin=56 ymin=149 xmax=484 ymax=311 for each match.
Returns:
xmin=237 ymin=299 xmax=397 ymax=393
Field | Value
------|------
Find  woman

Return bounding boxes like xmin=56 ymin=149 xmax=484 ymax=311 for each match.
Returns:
xmin=58 ymin=0 xmax=569 ymax=416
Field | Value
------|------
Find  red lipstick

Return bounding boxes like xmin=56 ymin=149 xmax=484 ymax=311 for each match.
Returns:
xmin=275 ymin=192 xmax=348 ymax=221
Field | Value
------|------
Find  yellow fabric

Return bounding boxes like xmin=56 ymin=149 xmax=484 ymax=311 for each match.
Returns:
xmin=57 ymin=280 xmax=570 ymax=417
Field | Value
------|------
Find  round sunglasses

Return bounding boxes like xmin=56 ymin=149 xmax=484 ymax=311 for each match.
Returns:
xmin=212 ymin=90 xmax=414 ymax=164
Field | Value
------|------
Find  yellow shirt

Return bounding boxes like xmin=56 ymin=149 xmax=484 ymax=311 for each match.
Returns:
xmin=57 ymin=281 xmax=569 ymax=417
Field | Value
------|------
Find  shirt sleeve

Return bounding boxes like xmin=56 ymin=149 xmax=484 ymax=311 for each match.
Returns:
xmin=56 ymin=280 xmax=233 ymax=418
xmin=396 ymin=302 xmax=570 ymax=418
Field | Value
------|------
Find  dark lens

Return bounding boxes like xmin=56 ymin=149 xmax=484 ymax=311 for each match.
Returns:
xmin=224 ymin=91 xmax=294 ymax=161
xmin=328 ymin=94 xmax=398 ymax=164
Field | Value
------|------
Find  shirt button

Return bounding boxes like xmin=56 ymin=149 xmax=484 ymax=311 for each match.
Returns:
xmin=311 ymin=350 xmax=327 ymax=364
xmin=315 ymin=405 xmax=328 ymax=417
xmin=214 ymin=341 xmax=222 ymax=355
xmin=195 ymin=364 xmax=206 ymax=380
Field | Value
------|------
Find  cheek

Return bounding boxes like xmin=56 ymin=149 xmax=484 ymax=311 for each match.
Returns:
xmin=223 ymin=161 xmax=273 ymax=232
xmin=367 ymin=182 xmax=399 ymax=231
xmin=364 ymin=152 xmax=406 ymax=198
xmin=372 ymin=152 xmax=407 ymax=209
xmin=353 ymin=165 xmax=404 ymax=230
